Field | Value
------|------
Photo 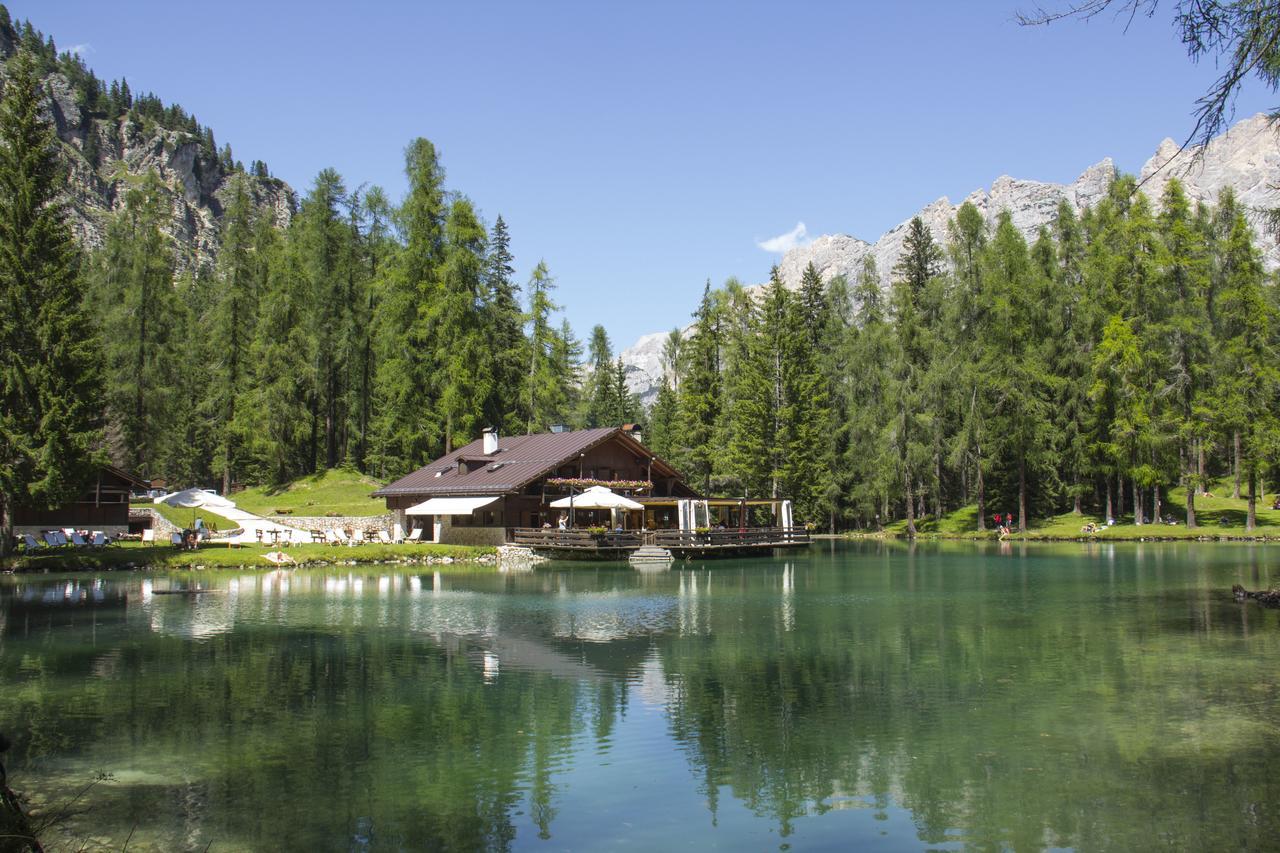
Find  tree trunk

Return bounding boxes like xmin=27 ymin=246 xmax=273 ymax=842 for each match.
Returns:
xmin=933 ymin=452 xmax=943 ymax=522
xmin=1018 ymin=453 xmax=1027 ymax=533
xmin=1233 ymin=430 xmax=1241 ymax=499
xmin=903 ymin=471 xmax=916 ymax=536
xmin=1105 ymin=477 xmax=1113 ymax=522
xmin=1152 ymin=486 xmax=1161 ymax=525
xmin=1117 ymin=476 xmax=1124 ymax=523
xmin=1186 ymin=477 xmax=1197 ymax=529
xmin=1133 ymin=475 xmax=1143 ymax=525
xmin=1197 ymin=439 xmax=1206 ymax=495
xmin=1072 ymin=477 xmax=1082 ymax=515
xmin=1247 ymin=465 xmax=1257 ymax=531
xmin=1 ymin=498 xmax=12 ymax=557
xmin=976 ymin=458 xmax=986 ymax=532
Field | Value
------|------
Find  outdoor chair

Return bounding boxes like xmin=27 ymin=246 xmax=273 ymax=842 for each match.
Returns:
xmin=71 ymin=532 xmax=90 ymax=547
xmin=377 ymin=530 xmax=393 ymax=545
xmin=329 ymin=528 xmax=348 ymax=545
xmin=43 ymin=531 xmax=61 ymax=548
xmin=91 ymin=532 xmax=108 ymax=547
xmin=311 ymin=530 xmax=326 ymax=544
xmin=350 ymin=529 xmax=366 ymax=545
xmin=141 ymin=528 xmax=155 ymax=545
xmin=22 ymin=534 xmax=44 ymax=551
xmin=170 ymin=532 xmax=184 ymax=546
xmin=407 ymin=528 xmax=424 ymax=543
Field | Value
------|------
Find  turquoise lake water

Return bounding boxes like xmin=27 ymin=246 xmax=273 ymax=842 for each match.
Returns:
xmin=2 ymin=540 xmax=1278 ymax=851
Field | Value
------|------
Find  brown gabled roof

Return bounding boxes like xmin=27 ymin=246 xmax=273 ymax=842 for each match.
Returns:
xmin=102 ymin=465 xmax=149 ymax=489
xmin=373 ymin=427 xmax=685 ymax=497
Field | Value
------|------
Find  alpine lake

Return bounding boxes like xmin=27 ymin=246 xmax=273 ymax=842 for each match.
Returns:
xmin=2 ymin=540 xmax=1278 ymax=852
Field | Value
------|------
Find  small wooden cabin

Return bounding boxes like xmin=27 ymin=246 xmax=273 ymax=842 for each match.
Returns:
xmin=9 ymin=465 xmax=148 ymax=536
xmin=373 ymin=426 xmax=698 ymax=545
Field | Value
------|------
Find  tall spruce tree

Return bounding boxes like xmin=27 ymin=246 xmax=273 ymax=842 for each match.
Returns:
xmin=92 ymin=169 xmax=180 ymax=477
xmin=371 ymin=138 xmax=447 ymax=477
xmin=677 ymin=281 xmax=724 ymax=492
xmin=0 ymin=50 xmax=104 ymax=553
xmin=483 ymin=214 xmax=527 ymax=434
xmin=432 ymin=196 xmax=491 ymax=453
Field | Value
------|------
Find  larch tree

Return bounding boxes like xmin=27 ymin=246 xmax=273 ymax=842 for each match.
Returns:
xmin=92 ymin=169 xmax=181 ymax=477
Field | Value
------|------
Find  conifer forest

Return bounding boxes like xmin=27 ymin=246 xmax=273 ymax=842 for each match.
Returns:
xmin=1 ymin=7 xmax=1278 ymax=537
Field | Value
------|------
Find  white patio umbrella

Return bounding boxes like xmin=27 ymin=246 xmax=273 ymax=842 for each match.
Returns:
xmin=155 ymin=489 xmax=233 ymax=529
xmin=549 ymin=486 xmax=643 ymax=510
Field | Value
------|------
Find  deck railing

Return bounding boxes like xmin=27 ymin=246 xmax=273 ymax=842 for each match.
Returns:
xmin=653 ymin=527 xmax=810 ymax=548
xmin=511 ymin=527 xmax=809 ymax=550
xmin=510 ymin=528 xmax=644 ymax=550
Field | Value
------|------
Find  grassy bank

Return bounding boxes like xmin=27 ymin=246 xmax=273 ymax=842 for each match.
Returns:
xmin=146 ymin=501 xmax=239 ymax=531
xmin=2 ymin=541 xmax=496 ymax=573
xmin=233 ymin=469 xmax=385 ymax=518
xmin=878 ymin=479 xmax=1280 ymax=540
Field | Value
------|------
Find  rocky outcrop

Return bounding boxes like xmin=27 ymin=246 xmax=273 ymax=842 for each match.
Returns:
xmin=622 ymin=114 xmax=1280 ymax=405
xmin=0 ymin=46 xmax=295 ymax=272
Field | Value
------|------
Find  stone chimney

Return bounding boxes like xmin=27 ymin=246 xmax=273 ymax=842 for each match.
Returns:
xmin=482 ymin=427 xmax=498 ymax=455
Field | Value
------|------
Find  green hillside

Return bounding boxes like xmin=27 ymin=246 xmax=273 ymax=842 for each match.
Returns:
xmin=233 ymin=469 xmax=386 ymax=518
xmin=882 ymin=478 xmax=1280 ymax=539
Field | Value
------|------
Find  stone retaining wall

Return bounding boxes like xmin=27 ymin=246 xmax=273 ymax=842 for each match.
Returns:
xmin=266 ymin=514 xmax=393 ymax=534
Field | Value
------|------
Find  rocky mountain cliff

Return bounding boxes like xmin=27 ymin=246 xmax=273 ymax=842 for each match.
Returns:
xmin=0 ymin=19 xmax=294 ymax=271
xmin=621 ymin=113 xmax=1280 ymax=405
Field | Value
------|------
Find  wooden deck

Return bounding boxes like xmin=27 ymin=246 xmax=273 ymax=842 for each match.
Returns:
xmin=510 ymin=527 xmax=809 ymax=560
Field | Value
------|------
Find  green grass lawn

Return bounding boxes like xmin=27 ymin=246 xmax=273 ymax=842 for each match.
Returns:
xmin=233 ymin=468 xmax=386 ymax=518
xmin=2 ymin=540 xmax=495 ymax=572
xmin=880 ymin=477 xmax=1280 ymax=540
xmin=148 ymin=501 xmax=238 ymax=531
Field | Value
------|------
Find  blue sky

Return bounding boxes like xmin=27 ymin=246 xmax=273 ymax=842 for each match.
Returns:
xmin=22 ymin=1 xmax=1276 ymax=349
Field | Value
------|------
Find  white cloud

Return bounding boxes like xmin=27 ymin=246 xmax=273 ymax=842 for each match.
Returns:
xmin=756 ymin=221 xmax=811 ymax=254
xmin=66 ymin=44 xmax=91 ymax=58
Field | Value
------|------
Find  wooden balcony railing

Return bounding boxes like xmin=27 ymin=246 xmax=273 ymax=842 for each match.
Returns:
xmin=511 ymin=528 xmax=644 ymax=550
xmin=653 ymin=527 xmax=810 ymax=548
xmin=510 ymin=527 xmax=810 ymax=552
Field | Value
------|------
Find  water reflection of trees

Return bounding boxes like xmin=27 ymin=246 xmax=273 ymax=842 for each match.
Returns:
xmin=2 ymin=551 xmax=1279 ymax=849
xmin=656 ymin=552 xmax=1280 ymax=848
xmin=1 ymin=574 xmax=625 ymax=850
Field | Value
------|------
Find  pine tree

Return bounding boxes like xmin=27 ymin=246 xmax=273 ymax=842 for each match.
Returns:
xmin=432 ymin=196 xmax=491 ymax=453
xmin=483 ymin=215 xmax=527 ymax=434
xmin=298 ymin=168 xmax=354 ymax=470
xmin=371 ymin=138 xmax=447 ymax=477
xmin=91 ymin=169 xmax=180 ymax=477
xmin=980 ymin=212 xmax=1055 ymax=532
xmin=207 ymin=175 xmax=260 ymax=493
xmin=1213 ymin=209 xmax=1278 ymax=530
xmin=584 ymin=324 xmax=617 ymax=427
xmin=676 ymin=281 xmax=724 ymax=492
xmin=0 ymin=50 xmax=104 ymax=553
xmin=1157 ymin=179 xmax=1211 ymax=527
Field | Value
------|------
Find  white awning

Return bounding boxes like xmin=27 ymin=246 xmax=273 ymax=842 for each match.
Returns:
xmin=405 ymin=496 xmax=500 ymax=515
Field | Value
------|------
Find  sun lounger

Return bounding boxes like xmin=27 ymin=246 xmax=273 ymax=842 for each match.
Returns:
xmin=407 ymin=528 xmax=424 ymax=543
xmin=170 ymin=532 xmax=183 ymax=546
xmin=91 ymin=532 xmax=108 ymax=547
xmin=22 ymin=534 xmax=44 ymax=551
xmin=142 ymin=528 xmax=155 ymax=545
xmin=43 ymin=531 xmax=61 ymax=547
xmin=71 ymin=532 xmax=90 ymax=547
xmin=329 ymin=528 xmax=348 ymax=546
xmin=378 ymin=530 xmax=393 ymax=545
xmin=351 ymin=529 xmax=366 ymax=545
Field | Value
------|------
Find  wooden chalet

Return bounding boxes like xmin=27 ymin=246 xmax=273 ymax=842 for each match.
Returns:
xmin=7 ymin=465 xmax=148 ymax=536
xmin=373 ymin=426 xmax=810 ymax=559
